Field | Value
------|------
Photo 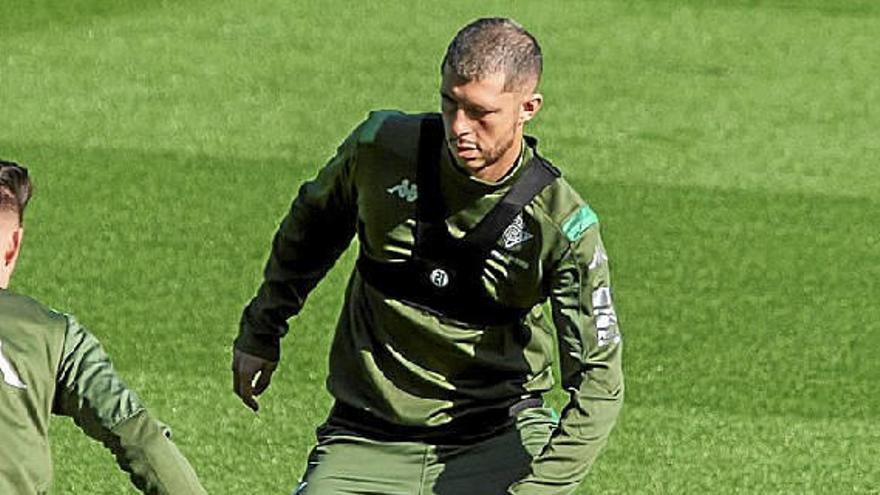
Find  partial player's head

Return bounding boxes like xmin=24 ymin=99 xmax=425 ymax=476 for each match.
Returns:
xmin=442 ymin=17 xmax=542 ymax=93
xmin=0 ymin=160 xmax=32 ymax=289
xmin=440 ymin=18 xmax=544 ymax=180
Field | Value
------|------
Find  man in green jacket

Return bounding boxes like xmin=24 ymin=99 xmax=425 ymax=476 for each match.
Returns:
xmin=234 ymin=18 xmax=623 ymax=495
xmin=0 ymin=160 xmax=206 ymax=494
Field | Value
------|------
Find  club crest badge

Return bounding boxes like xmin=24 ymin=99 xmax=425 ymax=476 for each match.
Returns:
xmin=501 ymin=214 xmax=533 ymax=251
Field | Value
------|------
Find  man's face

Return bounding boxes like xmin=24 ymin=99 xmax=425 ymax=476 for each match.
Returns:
xmin=440 ymin=66 xmax=541 ymax=178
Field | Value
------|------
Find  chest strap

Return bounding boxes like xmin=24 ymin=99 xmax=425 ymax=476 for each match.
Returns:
xmin=357 ymin=114 xmax=559 ymax=326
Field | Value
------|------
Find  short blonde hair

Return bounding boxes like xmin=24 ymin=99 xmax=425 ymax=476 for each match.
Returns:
xmin=441 ymin=17 xmax=542 ymax=92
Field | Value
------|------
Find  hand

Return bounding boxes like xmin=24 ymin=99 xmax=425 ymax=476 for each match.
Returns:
xmin=232 ymin=348 xmax=278 ymax=412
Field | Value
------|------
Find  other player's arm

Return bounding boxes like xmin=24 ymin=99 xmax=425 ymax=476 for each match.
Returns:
xmin=53 ymin=316 xmax=207 ymax=494
xmin=509 ymin=215 xmax=624 ymax=495
xmin=233 ymin=132 xmax=358 ymax=409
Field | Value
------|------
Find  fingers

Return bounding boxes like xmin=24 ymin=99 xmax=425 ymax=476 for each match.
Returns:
xmin=241 ymin=375 xmax=259 ymax=412
xmin=232 ymin=349 xmax=278 ymax=413
xmin=253 ymin=362 xmax=277 ymax=396
xmin=233 ymin=362 xmax=259 ymax=412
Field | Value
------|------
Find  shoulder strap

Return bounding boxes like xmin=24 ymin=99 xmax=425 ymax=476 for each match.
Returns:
xmin=464 ymin=143 xmax=560 ymax=249
xmin=414 ymin=115 xmax=446 ymax=250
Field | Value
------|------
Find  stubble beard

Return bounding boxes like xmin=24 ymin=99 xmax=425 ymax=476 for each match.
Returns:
xmin=479 ymin=126 xmax=519 ymax=171
xmin=449 ymin=125 xmax=520 ymax=178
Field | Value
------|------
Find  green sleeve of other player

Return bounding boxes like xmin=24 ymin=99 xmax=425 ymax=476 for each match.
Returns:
xmin=509 ymin=218 xmax=624 ymax=495
xmin=54 ymin=317 xmax=206 ymax=495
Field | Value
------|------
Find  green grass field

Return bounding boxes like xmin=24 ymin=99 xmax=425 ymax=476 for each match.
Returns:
xmin=2 ymin=0 xmax=879 ymax=493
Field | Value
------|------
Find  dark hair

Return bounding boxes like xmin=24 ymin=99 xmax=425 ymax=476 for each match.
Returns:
xmin=441 ymin=17 xmax=542 ymax=91
xmin=0 ymin=160 xmax=33 ymax=223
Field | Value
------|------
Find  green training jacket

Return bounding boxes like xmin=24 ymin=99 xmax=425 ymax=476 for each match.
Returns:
xmin=0 ymin=289 xmax=206 ymax=495
xmin=237 ymin=110 xmax=624 ymax=494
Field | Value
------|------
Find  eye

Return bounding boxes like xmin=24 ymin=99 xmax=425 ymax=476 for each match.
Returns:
xmin=466 ymin=107 xmax=491 ymax=119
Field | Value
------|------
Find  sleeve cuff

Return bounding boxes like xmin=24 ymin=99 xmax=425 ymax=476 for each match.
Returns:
xmin=234 ymin=320 xmax=281 ymax=362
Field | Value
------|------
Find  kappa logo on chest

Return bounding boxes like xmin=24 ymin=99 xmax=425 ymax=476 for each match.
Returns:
xmin=387 ymin=178 xmax=418 ymax=203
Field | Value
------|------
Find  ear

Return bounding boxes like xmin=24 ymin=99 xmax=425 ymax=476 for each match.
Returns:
xmin=4 ymin=226 xmax=23 ymax=268
xmin=0 ymin=218 xmax=22 ymax=288
xmin=519 ymin=92 xmax=543 ymax=125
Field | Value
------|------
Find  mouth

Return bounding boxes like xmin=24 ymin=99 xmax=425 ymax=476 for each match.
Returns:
xmin=452 ymin=142 xmax=479 ymax=160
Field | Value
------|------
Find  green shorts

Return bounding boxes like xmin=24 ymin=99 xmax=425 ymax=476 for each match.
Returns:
xmin=293 ymin=405 xmax=559 ymax=495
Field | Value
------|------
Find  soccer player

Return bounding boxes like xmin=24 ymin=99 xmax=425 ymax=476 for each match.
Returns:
xmin=0 ymin=160 xmax=207 ymax=494
xmin=233 ymin=18 xmax=623 ymax=494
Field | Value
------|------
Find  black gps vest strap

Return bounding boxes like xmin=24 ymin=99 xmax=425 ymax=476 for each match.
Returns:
xmin=463 ymin=154 xmax=560 ymax=249
xmin=356 ymin=114 xmax=561 ymax=326
xmin=415 ymin=116 xmax=560 ymax=254
xmin=415 ymin=116 xmax=446 ymax=250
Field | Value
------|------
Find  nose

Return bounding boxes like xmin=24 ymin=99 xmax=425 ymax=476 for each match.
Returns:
xmin=448 ymin=108 xmax=472 ymax=139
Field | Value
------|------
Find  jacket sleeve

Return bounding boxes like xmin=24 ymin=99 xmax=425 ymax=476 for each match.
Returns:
xmin=235 ymin=133 xmax=359 ymax=361
xmin=53 ymin=316 xmax=206 ymax=495
xmin=509 ymin=221 xmax=624 ymax=495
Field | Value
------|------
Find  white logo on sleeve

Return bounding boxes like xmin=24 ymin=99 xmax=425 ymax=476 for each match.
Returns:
xmin=387 ymin=178 xmax=418 ymax=203
xmin=588 ymin=247 xmax=608 ymax=270
xmin=591 ymin=287 xmax=621 ymax=347
xmin=0 ymin=340 xmax=27 ymax=389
